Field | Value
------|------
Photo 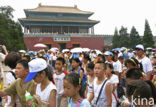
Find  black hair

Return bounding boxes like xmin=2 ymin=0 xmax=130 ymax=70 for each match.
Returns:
xmin=72 ymin=58 xmax=82 ymax=67
xmin=16 ymin=59 xmax=29 ymax=69
xmin=23 ymin=54 xmax=31 ymax=62
xmin=95 ymin=61 xmax=107 ymax=70
xmin=125 ymin=57 xmax=143 ymax=71
xmin=72 ymin=58 xmax=80 ymax=64
xmin=83 ymin=53 xmax=91 ymax=62
xmin=145 ymin=80 xmax=156 ymax=103
xmin=105 ymin=63 xmax=115 ymax=74
xmin=118 ymin=56 xmax=124 ymax=60
xmin=126 ymin=80 xmax=155 ymax=103
xmin=56 ymin=57 xmax=65 ymax=65
xmin=37 ymin=65 xmax=53 ymax=81
xmin=98 ymin=54 xmax=106 ymax=63
xmin=86 ymin=62 xmax=94 ymax=70
xmin=126 ymin=68 xmax=143 ymax=80
xmin=4 ymin=52 xmax=21 ymax=69
xmin=64 ymin=72 xmax=85 ymax=98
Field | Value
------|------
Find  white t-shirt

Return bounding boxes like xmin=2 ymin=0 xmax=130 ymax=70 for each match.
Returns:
xmin=36 ymin=82 xmax=56 ymax=102
xmin=114 ymin=60 xmax=122 ymax=73
xmin=6 ymin=69 xmax=16 ymax=105
xmin=136 ymin=56 xmax=153 ymax=74
xmin=109 ymin=74 xmax=119 ymax=103
xmin=93 ymin=78 xmax=110 ymax=107
xmin=53 ymin=72 xmax=67 ymax=95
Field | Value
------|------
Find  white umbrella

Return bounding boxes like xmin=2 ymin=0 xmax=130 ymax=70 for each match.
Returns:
xmin=34 ymin=43 xmax=47 ymax=48
xmin=19 ymin=50 xmax=26 ymax=53
xmin=71 ymin=47 xmax=83 ymax=53
xmin=50 ymin=47 xmax=59 ymax=52
xmin=83 ymin=48 xmax=90 ymax=52
xmin=94 ymin=49 xmax=102 ymax=55
xmin=62 ymin=49 xmax=69 ymax=53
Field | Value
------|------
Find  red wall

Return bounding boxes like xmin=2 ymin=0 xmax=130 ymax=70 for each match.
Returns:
xmin=24 ymin=36 xmax=104 ymax=51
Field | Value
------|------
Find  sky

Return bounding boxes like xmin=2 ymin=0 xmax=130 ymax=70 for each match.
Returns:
xmin=1 ymin=0 xmax=156 ymax=35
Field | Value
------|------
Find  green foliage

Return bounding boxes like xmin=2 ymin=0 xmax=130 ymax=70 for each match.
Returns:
xmin=118 ymin=26 xmax=130 ymax=48
xmin=143 ymin=20 xmax=155 ymax=48
xmin=129 ymin=26 xmax=142 ymax=48
xmin=0 ymin=6 xmax=26 ymax=51
xmin=112 ymin=28 xmax=120 ymax=48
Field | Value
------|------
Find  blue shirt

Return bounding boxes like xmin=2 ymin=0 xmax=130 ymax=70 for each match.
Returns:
xmin=68 ymin=98 xmax=91 ymax=107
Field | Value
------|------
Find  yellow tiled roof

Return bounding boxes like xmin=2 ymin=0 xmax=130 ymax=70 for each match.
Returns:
xmin=24 ymin=3 xmax=93 ymax=14
xmin=19 ymin=17 xmax=99 ymax=23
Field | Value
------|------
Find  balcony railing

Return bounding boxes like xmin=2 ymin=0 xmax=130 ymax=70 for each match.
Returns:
xmin=24 ymin=33 xmax=112 ymax=37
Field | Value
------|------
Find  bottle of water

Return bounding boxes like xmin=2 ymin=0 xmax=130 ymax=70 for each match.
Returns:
xmin=25 ymin=91 xmax=35 ymax=107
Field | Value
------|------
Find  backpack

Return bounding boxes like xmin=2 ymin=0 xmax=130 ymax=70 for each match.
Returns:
xmin=9 ymin=71 xmax=17 ymax=79
xmin=73 ymin=68 xmax=87 ymax=88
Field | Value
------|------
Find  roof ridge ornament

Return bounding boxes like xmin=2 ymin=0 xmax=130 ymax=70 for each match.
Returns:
xmin=38 ymin=3 xmax=42 ymax=7
xmin=74 ymin=5 xmax=77 ymax=9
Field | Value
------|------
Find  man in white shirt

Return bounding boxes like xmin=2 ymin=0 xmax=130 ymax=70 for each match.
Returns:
xmin=135 ymin=44 xmax=152 ymax=80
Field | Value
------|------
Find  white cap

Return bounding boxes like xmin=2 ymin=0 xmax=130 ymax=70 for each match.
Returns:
xmin=135 ymin=44 xmax=144 ymax=50
xmin=25 ymin=58 xmax=47 ymax=82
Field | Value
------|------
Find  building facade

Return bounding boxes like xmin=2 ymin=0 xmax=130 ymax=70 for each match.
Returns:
xmin=19 ymin=4 xmax=109 ymax=51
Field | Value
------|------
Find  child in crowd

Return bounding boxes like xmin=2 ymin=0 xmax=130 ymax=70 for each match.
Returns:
xmin=82 ymin=53 xmax=91 ymax=73
xmin=25 ymin=58 xmax=56 ymax=107
xmin=72 ymin=58 xmax=84 ymax=79
xmin=4 ymin=52 xmax=21 ymax=107
xmin=85 ymin=62 xmax=95 ymax=102
xmin=152 ymin=56 xmax=156 ymax=84
xmin=88 ymin=61 xmax=112 ymax=107
xmin=0 ymin=60 xmax=36 ymax=106
xmin=124 ymin=57 xmax=141 ymax=70
xmin=126 ymin=80 xmax=156 ymax=107
xmin=106 ymin=63 xmax=119 ymax=107
xmin=63 ymin=72 xmax=91 ymax=107
xmin=53 ymin=57 xmax=68 ymax=107
xmin=121 ymin=68 xmax=144 ymax=107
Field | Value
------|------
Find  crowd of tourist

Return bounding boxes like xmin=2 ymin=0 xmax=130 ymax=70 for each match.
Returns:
xmin=0 ymin=44 xmax=156 ymax=107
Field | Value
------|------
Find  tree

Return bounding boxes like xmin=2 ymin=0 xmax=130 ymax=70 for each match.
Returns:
xmin=143 ymin=19 xmax=154 ymax=48
xmin=129 ymin=26 xmax=142 ymax=48
xmin=118 ymin=26 xmax=130 ymax=48
xmin=0 ymin=6 xmax=26 ymax=51
xmin=112 ymin=28 xmax=120 ymax=48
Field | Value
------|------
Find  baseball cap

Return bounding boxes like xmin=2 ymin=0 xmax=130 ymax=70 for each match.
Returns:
xmin=104 ymin=51 xmax=113 ymax=56
xmin=135 ymin=44 xmax=144 ymax=50
xmin=25 ymin=58 xmax=47 ymax=82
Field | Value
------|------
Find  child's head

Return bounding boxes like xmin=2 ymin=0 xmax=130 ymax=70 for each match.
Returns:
xmin=126 ymin=68 xmax=143 ymax=84
xmin=104 ymin=51 xmax=113 ymax=62
xmin=126 ymin=80 xmax=156 ymax=106
xmin=64 ymin=72 xmax=84 ymax=98
xmin=152 ymin=56 xmax=156 ymax=66
xmin=72 ymin=58 xmax=80 ymax=69
xmin=86 ymin=62 xmax=94 ymax=76
xmin=94 ymin=61 xmax=106 ymax=78
xmin=4 ymin=52 xmax=21 ymax=69
xmin=83 ymin=54 xmax=91 ymax=63
xmin=15 ymin=59 xmax=29 ymax=79
xmin=25 ymin=58 xmax=50 ymax=83
xmin=125 ymin=57 xmax=140 ymax=69
xmin=55 ymin=57 xmax=65 ymax=71
xmin=106 ymin=63 xmax=114 ymax=75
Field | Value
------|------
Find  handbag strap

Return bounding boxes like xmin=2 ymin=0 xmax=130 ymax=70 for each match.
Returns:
xmin=112 ymin=91 xmax=119 ymax=103
xmin=96 ymin=79 xmax=108 ymax=105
